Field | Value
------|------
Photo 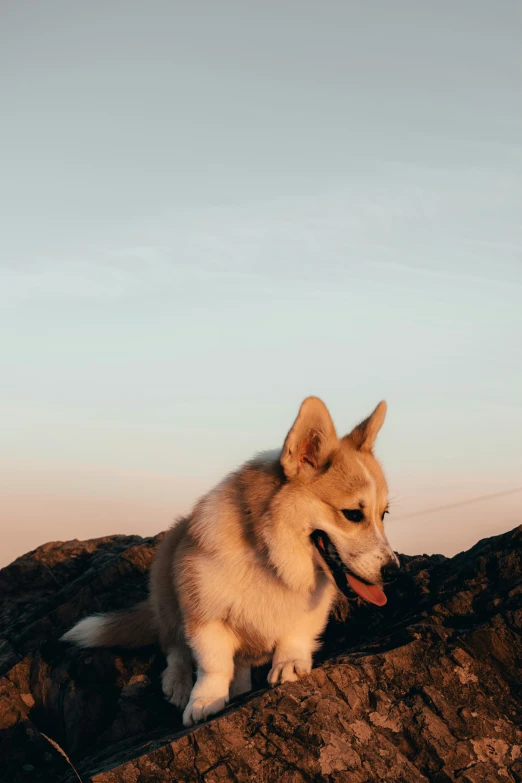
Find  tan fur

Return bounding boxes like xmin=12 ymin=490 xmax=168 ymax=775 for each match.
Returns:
xmin=62 ymin=397 xmax=398 ymax=727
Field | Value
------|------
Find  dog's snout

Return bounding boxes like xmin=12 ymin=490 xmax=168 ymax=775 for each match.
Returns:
xmin=381 ymin=559 xmax=400 ymax=584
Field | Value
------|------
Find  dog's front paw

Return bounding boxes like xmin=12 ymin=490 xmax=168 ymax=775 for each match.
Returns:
xmin=161 ymin=667 xmax=193 ymax=710
xmin=268 ymin=659 xmax=311 ymax=686
xmin=182 ymin=694 xmax=228 ymax=726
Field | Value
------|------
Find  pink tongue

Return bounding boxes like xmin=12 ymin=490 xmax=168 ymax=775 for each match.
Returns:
xmin=346 ymin=573 xmax=387 ymax=607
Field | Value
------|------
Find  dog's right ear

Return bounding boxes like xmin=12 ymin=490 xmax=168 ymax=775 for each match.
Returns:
xmin=345 ymin=400 xmax=387 ymax=452
xmin=281 ymin=397 xmax=338 ymax=481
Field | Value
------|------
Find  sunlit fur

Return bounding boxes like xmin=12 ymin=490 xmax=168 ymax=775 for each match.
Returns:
xmin=62 ymin=397 xmax=398 ymax=727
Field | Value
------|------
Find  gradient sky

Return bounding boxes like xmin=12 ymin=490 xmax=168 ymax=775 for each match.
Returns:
xmin=1 ymin=1 xmax=521 ymax=567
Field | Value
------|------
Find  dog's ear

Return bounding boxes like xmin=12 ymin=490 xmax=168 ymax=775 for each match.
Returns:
xmin=281 ymin=397 xmax=338 ymax=481
xmin=345 ymin=400 xmax=387 ymax=452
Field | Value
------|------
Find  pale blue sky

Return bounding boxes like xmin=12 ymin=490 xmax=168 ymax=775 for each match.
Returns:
xmin=1 ymin=1 xmax=521 ymax=565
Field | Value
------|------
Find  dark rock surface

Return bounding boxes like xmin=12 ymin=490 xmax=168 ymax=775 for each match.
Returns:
xmin=1 ymin=525 xmax=521 ymax=782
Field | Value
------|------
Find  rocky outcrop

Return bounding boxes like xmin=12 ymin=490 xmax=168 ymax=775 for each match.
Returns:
xmin=1 ymin=526 xmax=521 ymax=782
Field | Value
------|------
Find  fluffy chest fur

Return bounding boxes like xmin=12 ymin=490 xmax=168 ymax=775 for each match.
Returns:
xmin=174 ymin=476 xmax=337 ymax=662
xmin=197 ymin=550 xmax=335 ymax=662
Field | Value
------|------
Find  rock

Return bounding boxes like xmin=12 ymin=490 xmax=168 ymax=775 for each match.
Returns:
xmin=1 ymin=526 xmax=521 ymax=782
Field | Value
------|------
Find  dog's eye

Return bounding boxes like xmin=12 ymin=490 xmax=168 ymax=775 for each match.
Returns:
xmin=341 ymin=509 xmax=364 ymax=523
xmin=381 ymin=510 xmax=389 ymax=521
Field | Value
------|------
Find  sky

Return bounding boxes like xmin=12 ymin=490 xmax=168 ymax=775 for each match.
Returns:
xmin=1 ymin=1 xmax=521 ymax=567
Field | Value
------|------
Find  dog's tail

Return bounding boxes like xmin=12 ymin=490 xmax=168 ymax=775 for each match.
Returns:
xmin=61 ymin=600 xmax=156 ymax=649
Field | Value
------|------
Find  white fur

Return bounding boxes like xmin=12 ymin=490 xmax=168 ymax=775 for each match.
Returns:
xmin=60 ymin=615 xmax=107 ymax=647
xmin=161 ymin=648 xmax=193 ymax=710
xmin=268 ymin=613 xmax=326 ymax=686
xmin=183 ymin=621 xmax=237 ymax=726
xmin=181 ymin=544 xmax=335 ymax=725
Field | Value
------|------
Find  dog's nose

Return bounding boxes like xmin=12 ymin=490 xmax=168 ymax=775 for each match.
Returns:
xmin=381 ymin=559 xmax=400 ymax=584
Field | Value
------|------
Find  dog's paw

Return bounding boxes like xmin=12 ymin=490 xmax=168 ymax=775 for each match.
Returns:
xmin=161 ymin=666 xmax=193 ymax=710
xmin=182 ymin=694 xmax=228 ymax=726
xmin=268 ymin=659 xmax=311 ymax=686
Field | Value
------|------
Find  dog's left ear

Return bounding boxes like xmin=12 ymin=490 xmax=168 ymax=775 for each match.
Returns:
xmin=281 ymin=397 xmax=338 ymax=481
xmin=345 ymin=400 xmax=387 ymax=452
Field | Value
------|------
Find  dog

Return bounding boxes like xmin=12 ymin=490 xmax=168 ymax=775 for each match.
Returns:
xmin=62 ymin=397 xmax=399 ymax=727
